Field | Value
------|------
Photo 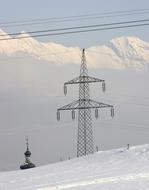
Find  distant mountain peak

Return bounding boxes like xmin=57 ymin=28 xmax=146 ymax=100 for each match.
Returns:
xmin=110 ymin=36 xmax=147 ymax=47
xmin=0 ymin=29 xmax=11 ymax=39
xmin=0 ymin=29 xmax=149 ymax=70
xmin=18 ymin=31 xmax=31 ymax=37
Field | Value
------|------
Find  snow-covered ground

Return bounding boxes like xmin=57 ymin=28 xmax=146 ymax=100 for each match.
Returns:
xmin=1 ymin=144 xmax=149 ymax=190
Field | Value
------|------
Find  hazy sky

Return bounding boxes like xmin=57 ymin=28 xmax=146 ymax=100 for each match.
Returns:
xmin=0 ymin=0 xmax=149 ymax=47
xmin=0 ymin=0 xmax=149 ymax=171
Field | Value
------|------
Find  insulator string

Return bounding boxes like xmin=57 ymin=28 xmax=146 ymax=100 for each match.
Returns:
xmin=111 ymin=107 xmax=114 ymax=118
xmin=64 ymin=85 xmax=67 ymax=96
xmin=72 ymin=110 xmax=75 ymax=120
xmin=57 ymin=110 xmax=60 ymax=121
xmin=95 ymin=108 xmax=98 ymax=119
xmin=102 ymin=82 xmax=106 ymax=93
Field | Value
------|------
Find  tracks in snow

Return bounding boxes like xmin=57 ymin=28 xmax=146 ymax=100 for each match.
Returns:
xmin=36 ymin=172 xmax=149 ymax=190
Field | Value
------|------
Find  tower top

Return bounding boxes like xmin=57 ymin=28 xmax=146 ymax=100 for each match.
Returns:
xmin=80 ymin=49 xmax=88 ymax=76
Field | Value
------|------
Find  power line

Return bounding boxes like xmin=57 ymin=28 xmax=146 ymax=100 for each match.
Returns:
xmin=0 ymin=19 xmax=149 ymax=41
xmin=1 ymin=19 xmax=149 ymax=37
xmin=1 ymin=8 xmax=149 ymax=27
xmin=2 ymin=11 xmax=149 ymax=28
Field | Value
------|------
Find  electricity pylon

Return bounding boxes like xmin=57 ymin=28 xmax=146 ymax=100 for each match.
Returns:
xmin=57 ymin=49 xmax=114 ymax=157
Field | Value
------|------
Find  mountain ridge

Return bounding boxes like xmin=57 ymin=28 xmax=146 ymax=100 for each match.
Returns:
xmin=0 ymin=29 xmax=149 ymax=70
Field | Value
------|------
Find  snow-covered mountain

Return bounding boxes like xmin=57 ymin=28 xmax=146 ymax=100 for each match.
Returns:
xmin=1 ymin=144 xmax=149 ymax=189
xmin=0 ymin=29 xmax=149 ymax=70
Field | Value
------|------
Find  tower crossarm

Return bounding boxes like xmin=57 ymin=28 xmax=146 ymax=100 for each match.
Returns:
xmin=58 ymin=100 xmax=80 ymax=111
xmin=64 ymin=75 xmax=104 ymax=85
xmin=57 ymin=99 xmax=113 ymax=111
xmin=88 ymin=99 xmax=113 ymax=109
xmin=63 ymin=75 xmax=106 ymax=95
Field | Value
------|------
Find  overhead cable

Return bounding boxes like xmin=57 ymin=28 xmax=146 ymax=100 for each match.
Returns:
xmin=1 ymin=8 xmax=149 ymax=28
xmin=0 ymin=18 xmax=149 ymax=37
xmin=0 ymin=21 xmax=149 ymax=41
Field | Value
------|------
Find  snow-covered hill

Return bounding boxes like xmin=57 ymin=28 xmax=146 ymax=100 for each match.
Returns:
xmin=1 ymin=144 xmax=149 ymax=190
xmin=0 ymin=29 xmax=149 ymax=70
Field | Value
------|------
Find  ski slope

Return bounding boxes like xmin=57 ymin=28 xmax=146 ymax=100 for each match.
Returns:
xmin=1 ymin=144 xmax=149 ymax=190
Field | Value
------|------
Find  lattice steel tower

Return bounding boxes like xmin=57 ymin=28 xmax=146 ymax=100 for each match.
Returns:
xmin=57 ymin=49 xmax=114 ymax=157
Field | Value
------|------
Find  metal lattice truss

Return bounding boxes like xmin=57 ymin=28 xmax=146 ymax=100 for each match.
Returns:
xmin=57 ymin=99 xmax=113 ymax=111
xmin=57 ymin=49 xmax=114 ymax=157
xmin=65 ymin=75 xmax=105 ymax=85
xmin=64 ymin=76 xmax=106 ymax=95
xmin=57 ymin=99 xmax=114 ymax=125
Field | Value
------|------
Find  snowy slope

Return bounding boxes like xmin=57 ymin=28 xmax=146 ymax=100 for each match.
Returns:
xmin=1 ymin=144 xmax=149 ymax=190
xmin=0 ymin=29 xmax=149 ymax=70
